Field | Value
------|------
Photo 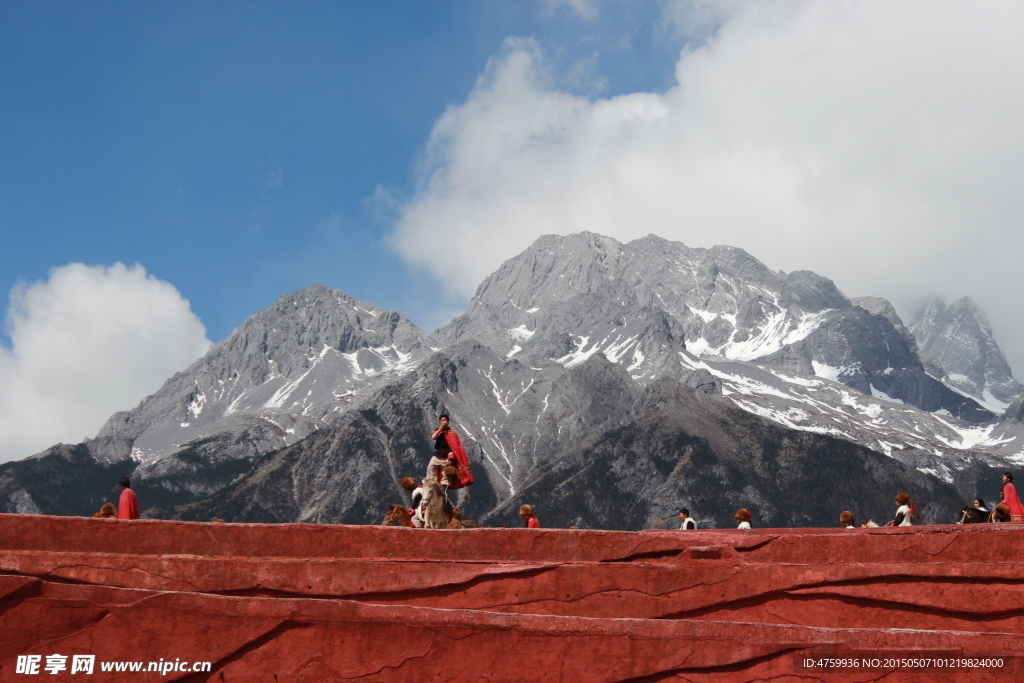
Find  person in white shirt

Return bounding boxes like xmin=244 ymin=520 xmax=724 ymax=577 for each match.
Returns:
xmin=735 ymin=508 xmax=752 ymax=529
xmin=973 ymin=498 xmax=988 ymax=513
xmin=400 ymin=477 xmax=426 ymax=528
xmin=891 ymin=493 xmax=914 ymax=526
xmin=840 ymin=511 xmax=856 ymax=529
xmin=678 ymin=508 xmax=697 ymax=530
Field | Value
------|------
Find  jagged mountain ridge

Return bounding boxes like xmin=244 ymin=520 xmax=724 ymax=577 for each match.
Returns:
xmin=2 ymin=232 xmax=1022 ymax=527
xmin=96 ymin=283 xmax=431 ymax=464
xmin=909 ymin=297 xmax=1023 ymax=411
xmin=436 ymin=232 xmax=995 ymax=422
xmin=148 ymin=348 xmax=975 ymax=528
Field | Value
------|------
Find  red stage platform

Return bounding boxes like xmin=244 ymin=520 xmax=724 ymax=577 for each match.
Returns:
xmin=2 ymin=515 xmax=1021 ymax=681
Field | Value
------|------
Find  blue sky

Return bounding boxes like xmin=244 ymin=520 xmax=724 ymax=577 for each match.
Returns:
xmin=0 ymin=0 xmax=683 ymax=341
xmin=3 ymin=1 xmax=1024 ymax=460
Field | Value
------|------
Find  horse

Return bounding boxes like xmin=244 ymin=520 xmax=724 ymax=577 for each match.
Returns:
xmin=381 ymin=504 xmax=415 ymax=527
xmin=421 ymin=480 xmax=449 ymax=529
xmin=381 ymin=500 xmax=480 ymax=529
xmin=957 ymin=507 xmax=989 ymax=524
xmin=447 ymin=506 xmax=480 ymax=529
xmin=991 ymin=503 xmax=1011 ymax=523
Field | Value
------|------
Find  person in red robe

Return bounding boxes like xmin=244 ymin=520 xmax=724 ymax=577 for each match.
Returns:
xmin=520 ymin=504 xmax=541 ymax=528
xmin=116 ymin=477 xmax=140 ymax=520
xmin=999 ymin=472 xmax=1024 ymax=522
xmin=428 ymin=415 xmax=474 ymax=490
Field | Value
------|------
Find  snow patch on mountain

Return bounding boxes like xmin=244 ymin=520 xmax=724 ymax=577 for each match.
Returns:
xmin=678 ymin=350 xmax=1023 ymax=470
xmin=509 ymin=325 xmax=535 ymax=341
xmin=557 ymin=336 xmax=601 ymax=368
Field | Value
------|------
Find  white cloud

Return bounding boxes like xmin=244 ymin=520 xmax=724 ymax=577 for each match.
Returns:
xmin=0 ymin=263 xmax=211 ymax=462
xmin=390 ymin=1 xmax=1024 ymax=377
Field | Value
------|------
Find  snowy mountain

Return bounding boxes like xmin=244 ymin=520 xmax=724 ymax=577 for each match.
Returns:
xmin=61 ymin=284 xmax=433 ymax=501
xmin=2 ymin=233 xmax=1021 ymax=527
xmin=151 ymin=347 xmax=973 ymax=529
xmin=909 ymin=297 xmax=1023 ymax=412
xmin=437 ymin=233 xmax=994 ymax=421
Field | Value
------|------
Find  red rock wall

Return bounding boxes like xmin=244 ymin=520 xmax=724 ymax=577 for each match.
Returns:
xmin=2 ymin=514 xmax=1022 ymax=681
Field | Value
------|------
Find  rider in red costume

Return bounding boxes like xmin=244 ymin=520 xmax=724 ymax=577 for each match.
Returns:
xmin=428 ymin=415 xmax=474 ymax=490
xmin=999 ymin=472 xmax=1024 ymax=522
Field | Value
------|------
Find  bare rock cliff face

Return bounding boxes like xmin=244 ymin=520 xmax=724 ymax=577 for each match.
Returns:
xmin=909 ymin=296 xmax=1023 ymax=410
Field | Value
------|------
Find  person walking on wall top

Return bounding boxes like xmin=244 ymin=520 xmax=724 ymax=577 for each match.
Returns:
xmin=117 ymin=478 xmax=139 ymax=520
xmin=520 ymin=504 xmax=541 ymax=528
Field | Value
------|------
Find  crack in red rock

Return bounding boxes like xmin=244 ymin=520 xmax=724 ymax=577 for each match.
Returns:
xmin=659 ymin=583 xmax=1024 ymax=625
xmin=417 ymin=623 xmax=495 ymax=642
xmin=1 ymin=568 xmax=99 ymax=588
xmin=607 ymin=646 xmax=807 ymax=682
xmin=600 ymin=538 xmax=679 ymax=563
xmin=901 ymin=532 xmax=960 ymax=557
xmin=172 ymin=619 xmax=314 ymax=682
xmin=336 ymin=643 xmax=435 ymax=679
xmin=601 ymin=549 xmax=683 ymax=563
xmin=43 ymin=562 xmax=204 ymax=592
xmin=655 ymin=571 xmax=1024 ymax=621
xmin=24 ymin=608 xmax=114 ymax=652
xmin=733 ymin=536 xmax=780 ymax=553
xmin=330 ymin=565 xmax=559 ymax=603
xmin=0 ymin=568 xmax=178 ymax=602
xmin=0 ymin=576 xmax=42 ymax=616
xmin=443 ymin=581 xmax=737 ymax=613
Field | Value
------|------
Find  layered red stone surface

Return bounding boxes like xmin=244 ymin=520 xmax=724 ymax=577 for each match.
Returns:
xmin=1 ymin=515 xmax=1022 ymax=681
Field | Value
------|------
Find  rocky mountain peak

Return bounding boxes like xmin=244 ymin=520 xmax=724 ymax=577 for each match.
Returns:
xmin=437 ymin=232 xmax=992 ymax=421
xmin=1002 ymin=394 xmax=1024 ymax=424
xmin=92 ymin=284 xmax=431 ymax=467
xmin=852 ymin=296 xmax=910 ymax=336
xmin=778 ymin=270 xmax=849 ymax=314
xmin=909 ymin=296 xmax=1022 ymax=410
xmin=851 ymin=296 xmax=946 ymax=380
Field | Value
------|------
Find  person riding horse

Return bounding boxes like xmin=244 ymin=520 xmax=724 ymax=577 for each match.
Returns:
xmin=999 ymin=473 xmax=1024 ymax=522
xmin=427 ymin=415 xmax=474 ymax=490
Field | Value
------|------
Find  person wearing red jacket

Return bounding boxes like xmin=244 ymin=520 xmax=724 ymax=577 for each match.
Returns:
xmin=116 ymin=477 xmax=139 ymax=520
xmin=999 ymin=472 xmax=1024 ymax=522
